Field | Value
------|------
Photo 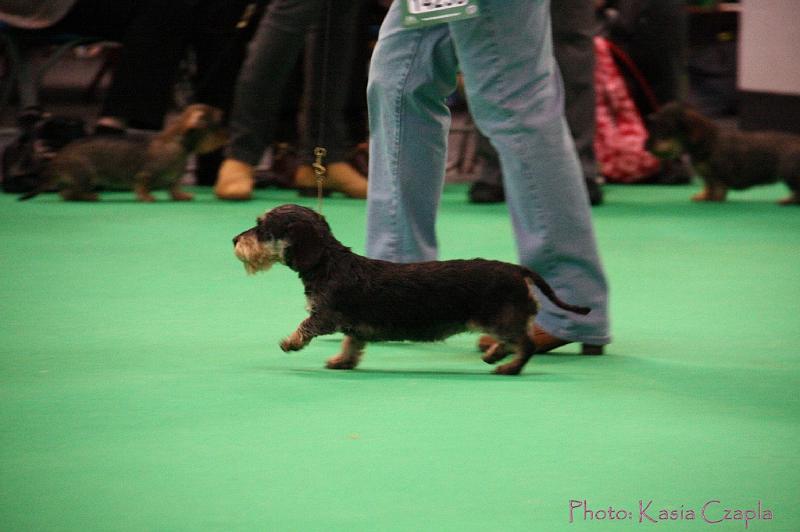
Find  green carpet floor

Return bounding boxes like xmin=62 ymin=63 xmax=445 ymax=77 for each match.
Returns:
xmin=1 ymin=183 xmax=798 ymax=531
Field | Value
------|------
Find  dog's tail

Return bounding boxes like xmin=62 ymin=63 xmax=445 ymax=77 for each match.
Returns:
xmin=18 ymin=188 xmax=41 ymax=201
xmin=523 ymin=269 xmax=591 ymax=315
xmin=18 ymin=171 xmax=57 ymax=201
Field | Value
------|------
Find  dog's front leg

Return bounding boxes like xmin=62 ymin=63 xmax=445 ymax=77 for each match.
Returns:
xmin=134 ymin=172 xmax=156 ymax=202
xmin=280 ymin=315 xmax=334 ymax=352
xmin=326 ymin=335 xmax=366 ymax=370
xmin=692 ymin=178 xmax=727 ymax=202
xmin=169 ymin=182 xmax=194 ymax=201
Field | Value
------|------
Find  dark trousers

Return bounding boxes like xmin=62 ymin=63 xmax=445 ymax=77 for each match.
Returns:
xmin=227 ymin=0 xmax=364 ymax=166
xmin=51 ymin=0 xmax=253 ymax=129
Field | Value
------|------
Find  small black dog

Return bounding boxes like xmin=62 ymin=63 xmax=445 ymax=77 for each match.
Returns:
xmin=233 ymin=204 xmax=590 ymax=375
xmin=646 ymin=102 xmax=800 ymax=204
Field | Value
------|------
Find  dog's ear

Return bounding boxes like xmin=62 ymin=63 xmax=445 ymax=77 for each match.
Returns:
xmin=184 ymin=107 xmax=208 ymax=130
xmin=286 ymin=222 xmax=325 ymax=271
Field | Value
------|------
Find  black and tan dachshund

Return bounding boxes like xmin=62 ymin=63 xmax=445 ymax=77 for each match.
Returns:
xmin=20 ymin=104 xmax=226 ymax=202
xmin=646 ymin=102 xmax=800 ymax=205
xmin=233 ymin=204 xmax=591 ymax=375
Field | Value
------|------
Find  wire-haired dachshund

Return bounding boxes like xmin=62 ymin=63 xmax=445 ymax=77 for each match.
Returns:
xmin=20 ymin=104 xmax=226 ymax=202
xmin=646 ymin=102 xmax=800 ymax=205
xmin=232 ymin=204 xmax=591 ymax=375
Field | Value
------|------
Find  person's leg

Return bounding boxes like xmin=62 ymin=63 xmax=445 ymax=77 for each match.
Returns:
xmin=99 ymin=0 xmax=194 ymax=129
xmin=49 ymin=0 xmax=182 ymax=129
xmin=300 ymin=0 xmax=362 ymax=164
xmin=365 ymin=4 xmax=459 ymax=262
xmin=216 ymin=0 xmax=322 ymax=199
xmin=49 ymin=0 xmax=137 ymax=40
xmin=467 ymin=133 xmax=505 ymax=204
xmin=294 ymin=0 xmax=368 ymax=198
xmin=469 ymin=0 xmax=601 ymax=206
xmin=450 ymin=0 xmax=609 ymax=345
xmin=190 ymin=0 xmax=256 ymax=186
xmin=225 ymin=0 xmax=322 ymax=167
xmin=551 ymin=0 xmax=602 ymax=204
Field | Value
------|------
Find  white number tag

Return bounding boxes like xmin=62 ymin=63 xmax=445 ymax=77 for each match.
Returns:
xmin=402 ymin=0 xmax=480 ymax=28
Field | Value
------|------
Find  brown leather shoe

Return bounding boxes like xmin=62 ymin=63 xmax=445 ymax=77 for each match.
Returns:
xmin=477 ymin=326 xmax=604 ymax=355
xmin=294 ymin=161 xmax=367 ymax=199
xmin=214 ymin=159 xmax=254 ymax=200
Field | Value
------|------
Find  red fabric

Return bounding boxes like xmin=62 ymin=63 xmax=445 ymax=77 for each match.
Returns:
xmin=593 ymin=36 xmax=660 ymax=183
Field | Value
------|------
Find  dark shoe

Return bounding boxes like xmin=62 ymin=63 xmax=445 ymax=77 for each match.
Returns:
xmin=639 ymin=158 xmax=692 ymax=185
xmin=586 ymin=175 xmax=604 ymax=206
xmin=469 ymin=181 xmax=505 ymax=203
xmin=260 ymin=143 xmax=300 ymax=189
xmin=194 ymin=148 xmax=223 ymax=186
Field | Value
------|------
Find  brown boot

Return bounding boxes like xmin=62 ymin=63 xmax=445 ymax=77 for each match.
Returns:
xmin=477 ymin=326 xmax=604 ymax=355
xmin=294 ymin=161 xmax=367 ymax=199
xmin=214 ymin=159 xmax=254 ymax=200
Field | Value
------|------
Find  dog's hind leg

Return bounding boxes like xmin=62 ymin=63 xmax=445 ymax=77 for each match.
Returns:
xmin=60 ymin=188 xmax=99 ymax=201
xmin=778 ymin=192 xmax=799 ymax=205
xmin=692 ymin=180 xmax=727 ymax=202
xmin=59 ymin=172 xmax=98 ymax=201
xmin=494 ymin=333 xmax=536 ymax=375
xmin=477 ymin=334 xmax=512 ymax=362
xmin=778 ymin=178 xmax=799 ymax=205
xmin=169 ymin=183 xmax=194 ymax=201
xmin=134 ymin=172 xmax=157 ymax=202
xmin=482 ymin=341 xmax=512 ymax=364
xmin=326 ymin=335 xmax=365 ymax=370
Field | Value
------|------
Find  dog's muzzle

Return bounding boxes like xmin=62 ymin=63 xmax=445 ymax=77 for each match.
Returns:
xmin=649 ymin=138 xmax=682 ymax=159
xmin=232 ymin=231 xmax=286 ymax=275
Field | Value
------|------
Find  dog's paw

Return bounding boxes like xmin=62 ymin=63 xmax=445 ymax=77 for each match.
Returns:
xmin=280 ymin=330 xmax=308 ymax=352
xmin=493 ymin=361 xmax=523 ymax=376
xmin=325 ymin=354 xmax=358 ymax=370
xmin=279 ymin=338 xmax=303 ymax=352
xmin=170 ymin=190 xmax=194 ymax=201
xmin=481 ymin=343 xmax=510 ymax=364
xmin=691 ymin=189 xmax=726 ymax=202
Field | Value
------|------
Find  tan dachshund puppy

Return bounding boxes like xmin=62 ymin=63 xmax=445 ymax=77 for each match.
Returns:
xmin=20 ymin=104 xmax=226 ymax=202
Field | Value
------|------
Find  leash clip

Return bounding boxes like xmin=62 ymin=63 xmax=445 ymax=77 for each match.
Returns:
xmin=313 ymin=146 xmax=327 ymax=213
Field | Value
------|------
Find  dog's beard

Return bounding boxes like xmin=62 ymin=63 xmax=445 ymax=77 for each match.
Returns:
xmin=234 ymin=236 xmax=286 ymax=275
xmin=650 ymin=138 xmax=683 ymax=159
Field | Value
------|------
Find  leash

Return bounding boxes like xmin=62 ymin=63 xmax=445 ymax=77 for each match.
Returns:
xmin=605 ymin=38 xmax=661 ymax=113
xmin=312 ymin=0 xmax=333 ymax=214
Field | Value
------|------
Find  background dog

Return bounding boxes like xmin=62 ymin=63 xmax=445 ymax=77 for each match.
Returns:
xmin=233 ymin=204 xmax=591 ymax=375
xmin=646 ymin=102 xmax=800 ymax=205
xmin=20 ymin=104 xmax=226 ymax=202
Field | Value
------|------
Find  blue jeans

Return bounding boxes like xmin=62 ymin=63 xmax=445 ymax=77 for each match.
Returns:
xmin=366 ymin=0 xmax=610 ymax=344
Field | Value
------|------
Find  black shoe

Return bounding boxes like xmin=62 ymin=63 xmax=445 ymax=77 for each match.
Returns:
xmin=640 ymin=159 xmax=692 ymax=185
xmin=586 ymin=175 xmax=604 ymax=206
xmin=194 ymin=148 xmax=223 ymax=186
xmin=469 ymin=181 xmax=505 ymax=203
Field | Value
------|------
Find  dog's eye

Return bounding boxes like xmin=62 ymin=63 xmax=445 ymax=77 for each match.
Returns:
xmin=256 ymin=225 xmax=272 ymax=239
